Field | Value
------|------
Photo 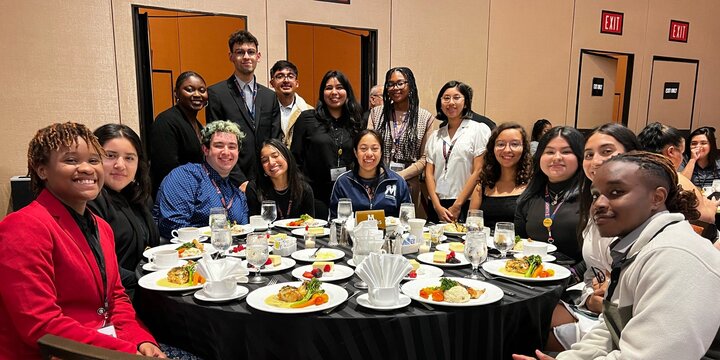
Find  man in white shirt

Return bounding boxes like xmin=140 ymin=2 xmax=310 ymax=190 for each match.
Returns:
xmin=269 ymin=60 xmax=312 ymax=147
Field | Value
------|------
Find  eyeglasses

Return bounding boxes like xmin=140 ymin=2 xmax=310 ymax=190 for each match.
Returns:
xmin=385 ymin=80 xmax=408 ymax=90
xmin=273 ymin=73 xmax=297 ymax=81
xmin=591 ymin=266 xmax=606 ymax=284
xmin=233 ymin=49 xmax=257 ymax=57
xmin=495 ymin=141 xmax=523 ymax=150
xmin=441 ymin=95 xmax=464 ymax=103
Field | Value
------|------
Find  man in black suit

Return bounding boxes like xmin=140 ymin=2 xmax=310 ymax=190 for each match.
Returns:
xmin=207 ymin=30 xmax=281 ymax=191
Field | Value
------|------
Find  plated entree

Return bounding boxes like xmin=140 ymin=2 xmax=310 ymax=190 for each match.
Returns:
xmin=175 ymin=239 xmax=205 ymax=258
xmin=264 ymin=278 xmax=329 ymax=308
xmin=156 ymin=261 xmax=206 ymax=288
xmin=419 ymin=278 xmax=485 ymax=303
xmin=503 ymin=255 xmax=554 ymax=278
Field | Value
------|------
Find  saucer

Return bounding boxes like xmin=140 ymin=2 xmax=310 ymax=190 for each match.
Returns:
xmin=513 ymin=253 xmax=556 ymax=262
xmin=356 ymin=293 xmax=411 ymax=311
xmin=142 ymin=260 xmax=187 ymax=272
xmin=193 ymin=285 xmax=249 ymax=302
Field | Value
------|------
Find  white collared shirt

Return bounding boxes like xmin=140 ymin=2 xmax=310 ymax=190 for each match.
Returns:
xmin=279 ymin=94 xmax=297 ymax=133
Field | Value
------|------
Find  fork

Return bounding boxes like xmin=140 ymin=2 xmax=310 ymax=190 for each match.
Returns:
xmin=267 ymin=277 xmax=278 ymax=286
xmin=480 ymin=268 xmax=534 ymax=290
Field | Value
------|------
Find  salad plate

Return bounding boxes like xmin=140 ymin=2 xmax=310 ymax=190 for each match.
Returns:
xmin=291 ymin=264 xmax=354 ymax=282
xmin=242 ymin=257 xmax=296 ymax=273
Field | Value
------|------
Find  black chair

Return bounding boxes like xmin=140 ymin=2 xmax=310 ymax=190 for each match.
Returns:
xmin=37 ymin=334 xmax=149 ymax=360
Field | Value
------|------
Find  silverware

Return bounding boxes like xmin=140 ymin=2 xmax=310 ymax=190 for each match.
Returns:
xmin=180 ymin=290 xmax=197 ymax=297
xmin=309 ymin=246 xmax=323 ymax=259
xmin=324 ymin=290 xmax=360 ymax=314
xmin=267 ymin=277 xmax=278 ymax=286
xmin=418 ymin=301 xmax=434 ymax=311
xmin=480 ymin=268 xmax=535 ymax=290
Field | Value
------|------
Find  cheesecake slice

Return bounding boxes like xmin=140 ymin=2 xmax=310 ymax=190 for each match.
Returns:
xmin=308 ymin=227 xmax=325 ymax=235
xmin=449 ymin=242 xmax=465 ymax=252
xmin=312 ymin=261 xmax=334 ymax=273
xmin=409 ymin=259 xmax=421 ymax=271
xmin=268 ymin=254 xmax=282 ymax=267
xmin=433 ymin=251 xmax=447 ymax=263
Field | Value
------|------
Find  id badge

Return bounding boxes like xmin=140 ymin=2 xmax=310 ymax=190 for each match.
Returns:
xmin=97 ymin=324 xmax=117 ymax=338
xmin=389 ymin=161 xmax=405 ymax=172
xmin=330 ymin=167 xmax=347 ymax=181
xmin=436 ymin=178 xmax=450 ymax=197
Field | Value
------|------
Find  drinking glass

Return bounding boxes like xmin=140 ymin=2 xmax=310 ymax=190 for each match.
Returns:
xmin=246 ymin=233 xmax=269 ymax=284
xmin=261 ymin=201 xmax=277 ymax=234
xmin=398 ymin=203 xmax=415 ymax=232
xmin=429 ymin=224 xmax=445 ymax=245
xmin=464 ymin=231 xmax=488 ymax=279
xmin=211 ymin=228 xmax=232 ymax=258
xmin=493 ymin=222 xmax=515 ymax=258
xmin=209 ymin=207 xmax=227 ymax=229
xmin=466 ymin=209 xmax=484 ymax=232
xmin=337 ymin=198 xmax=353 ymax=223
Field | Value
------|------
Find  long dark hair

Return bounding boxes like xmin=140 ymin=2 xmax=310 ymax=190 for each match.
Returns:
xmin=314 ymin=70 xmax=363 ymax=136
xmin=94 ymin=124 xmax=151 ymax=205
xmin=375 ymin=67 xmax=421 ymax=154
xmin=686 ymin=127 xmax=718 ymax=170
xmin=577 ymin=123 xmax=641 ymax=242
xmin=518 ymin=126 xmax=585 ymax=206
xmin=351 ymin=129 xmax=385 ymax=177
xmin=478 ymin=122 xmax=533 ymax=189
xmin=637 ymin=122 xmax=684 ymax=154
xmin=256 ymin=139 xmax=306 ymax=203
xmin=531 ymin=119 xmax=552 ymax=141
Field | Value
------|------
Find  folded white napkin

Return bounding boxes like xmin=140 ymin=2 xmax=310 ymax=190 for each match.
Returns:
xmin=355 ymin=253 xmax=412 ymax=288
xmin=196 ymin=254 xmax=248 ymax=282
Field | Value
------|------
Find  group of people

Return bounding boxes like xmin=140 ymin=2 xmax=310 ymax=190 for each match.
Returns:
xmin=0 ymin=26 xmax=718 ymax=359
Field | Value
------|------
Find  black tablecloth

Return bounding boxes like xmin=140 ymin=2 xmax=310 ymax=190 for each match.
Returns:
xmin=134 ymin=232 xmax=567 ymax=360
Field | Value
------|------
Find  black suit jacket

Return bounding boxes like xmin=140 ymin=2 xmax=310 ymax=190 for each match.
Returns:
xmin=207 ymin=75 xmax=281 ymax=184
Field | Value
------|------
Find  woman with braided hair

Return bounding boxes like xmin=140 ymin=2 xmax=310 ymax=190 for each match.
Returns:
xmin=0 ymin=122 xmax=164 ymax=358
xmin=514 ymin=151 xmax=720 ymax=360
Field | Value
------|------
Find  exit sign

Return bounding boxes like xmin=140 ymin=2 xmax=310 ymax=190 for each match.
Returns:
xmin=601 ymin=10 xmax=624 ymax=35
xmin=669 ymin=20 xmax=689 ymax=42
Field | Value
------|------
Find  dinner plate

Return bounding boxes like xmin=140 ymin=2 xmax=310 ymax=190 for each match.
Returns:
xmin=143 ymin=243 xmax=218 ymax=261
xmin=515 ymin=239 xmax=558 ymax=253
xmin=442 ymin=223 xmax=468 ymax=236
xmin=194 ymin=285 xmax=249 ymax=302
xmin=404 ymin=264 xmax=444 ymax=280
xmin=225 ymin=245 xmax=273 ymax=258
xmin=242 ymin=257 xmax=296 ymax=273
xmin=274 ymin=218 xmax=328 ymax=229
xmin=481 ymin=260 xmax=571 ymax=282
xmin=416 ymin=251 xmax=470 ymax=268
xmin=199 ymin=224 xmax=254 ymax=238
xmin=142 ymin=260 xmax=187 ymax=272
xmin=291 ymin=248 xmax=346 ymax=262
xmin=435 ymin=243 xmax=466 ymax=253
xmin=513 ymin=253 xmax=556 ymax=262
xmin=137 ymin=270 xmax=204 ymax=291
xmin=356 ymin=293 xmax=411 ymax=311
xmin=170 ymin=237 xmax=208 ymax=244
xmin=401 ymin=277 xmax=504 ymax=307
xmin=291 ymin=228 xmax=331 ymax=237
xmin=291 ymin=264 xmax=355 ymax=282
xmin=246 ymin=281 xmax=348 ymax=314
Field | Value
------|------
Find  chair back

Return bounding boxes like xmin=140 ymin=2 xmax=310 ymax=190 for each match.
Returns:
xmin=37 ymin=334 xmax=149 ymax=360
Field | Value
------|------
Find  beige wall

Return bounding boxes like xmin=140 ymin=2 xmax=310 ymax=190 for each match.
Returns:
xmin=1 ymin=0 xmax=720 ymax=217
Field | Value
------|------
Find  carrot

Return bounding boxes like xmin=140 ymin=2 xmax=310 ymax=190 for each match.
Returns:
xmin=546 ymin=269 xmax=555 ymax=276
xmin=291 ymin=293 xmax=322 ymax=308
xmin=431 ymin=290 xmax=444 ymax=302
xmin=316 ymin=293 xmax=329 ymax=305
xmin=532 ymin=264 xmax=544 ymax=278
xmin=419 ymin=288 xmax=430 ymax=299
xmin=177 ymin=248 xmax=186 ymax=256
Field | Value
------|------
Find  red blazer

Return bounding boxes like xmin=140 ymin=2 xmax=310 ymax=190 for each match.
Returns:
xmin=0 ymin=189 xmax=156 ymax=359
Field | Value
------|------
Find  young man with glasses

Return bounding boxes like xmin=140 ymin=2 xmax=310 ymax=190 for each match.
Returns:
xmin=207 ymin=30 xmax=281 ymax=192
xmin=268 ymin=60 xmax=313 ymax=147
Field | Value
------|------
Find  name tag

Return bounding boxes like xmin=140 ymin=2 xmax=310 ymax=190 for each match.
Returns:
xmin=389 ymin=161 xmax=406 ymax=172
xmin=97 ymin=324 xmax=117 ymax=338
xmin=330 ymin=167 xmax=346 ymax=181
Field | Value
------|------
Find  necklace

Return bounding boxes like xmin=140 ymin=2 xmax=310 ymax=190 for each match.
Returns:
xmin=547 ymin=188 xmax=565 ymax=206
xmin=275 ymin=187 xmax=289 ymax=195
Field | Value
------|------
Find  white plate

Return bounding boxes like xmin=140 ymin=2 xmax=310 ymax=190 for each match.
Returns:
xmin=170 ymin=236 xmax=208 ymax=244
xmin=291 ymin=248 xmax=346 ymax=262
xmin=347 ymin=258 xmax=357 ymax=267
xmin=291 ymin=228 xmax=331 ymax=237
xmin=401 ymin=277 xmax=504 ymax=307
xmin=199 ymin=224 xmax=254 ymax=237
xmin=137 ymin=270 xmax=205 ymax=291
xmin=416 ymin=251 xmax=470 ymax=268
xmin=142 ymin=260 xmax=187 ymax=272
xmin=442 ymin=223 xmax=468 ymax=236
xmin=143 ymin=243 xmax=218 ymax=261
xmin=481 ymin=260 xmax=571 ymax=282
xmin=193 ymin=285 xmax=249 ymax=302
xmin=225 ymin=245 xmax=273 ymax=258
xmin=291 ymin=264 xmax=355 ymax=282
xmin=404 ymin=264 xmax=444 ymax=280
xmin=435 ymin=243 xmax=466 ymax=253
xmin=483 ymin=238 xmax=558 ymax=253
xmin=242 ymin=257 xmax=296 ymax=273
xmin=356 ymin=293 xmax=411 ymax=311
xmin=274 ymin=218 xmax=328 ymax=229
xmin=246 ymin=281 xmax=348 ymax=314
xmin=513 ymin=253 xmax=557 ymax=262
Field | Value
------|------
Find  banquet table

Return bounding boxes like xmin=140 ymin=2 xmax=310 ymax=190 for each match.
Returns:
xmin=134 ymin=228 xmax=569 ymax=360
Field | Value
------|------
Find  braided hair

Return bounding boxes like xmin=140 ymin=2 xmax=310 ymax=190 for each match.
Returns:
xmin=375 ymin=67 xmax=421 ymax=161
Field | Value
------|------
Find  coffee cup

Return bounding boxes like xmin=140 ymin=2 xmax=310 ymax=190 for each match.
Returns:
xmin=203 ymin=278 xmax=236 ymax=298
xmin=150 ymin=250 xmax=178 ymax=269
xmin=249 ymin=215 xmax=268 ymax=230
xmin=368 ymin=286 xmax=399 ymax=307
xmin=171 ymin=227 xmax=200 ymax=243
xmin=523 ymin=241 xmax=548 ymax=257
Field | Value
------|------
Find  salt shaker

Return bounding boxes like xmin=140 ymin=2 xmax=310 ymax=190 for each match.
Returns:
xmin=328 ymin=219 xmax=340 ymax=246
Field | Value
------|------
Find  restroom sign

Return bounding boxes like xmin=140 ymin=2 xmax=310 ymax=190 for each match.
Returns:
xmin=601 ymin=11 xmax=623 ymax=35
xmin=669 ymin=20 xmax=689 ymax=42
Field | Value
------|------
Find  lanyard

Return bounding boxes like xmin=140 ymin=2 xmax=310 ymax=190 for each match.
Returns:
xmin=390 ymin=111 xmax=409 ymax=160
xmin=442 ymin=137 xmax=459 ymax=172
xmin=235 ymin=76 xmax=257 ymax=120
xmin=331 ymin=122 xmax=345 ymax=167
xmin=543 ymin=186 xmax=565 ymax=243
xmin=203 ymin=164 xmax=236 ymax=210
xmin=277 ymin=199 xmax=293 ymax=220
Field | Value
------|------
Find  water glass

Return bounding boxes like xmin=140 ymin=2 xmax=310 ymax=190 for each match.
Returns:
xmin=398 ymin=203 xmax=415 ymax=231
xmin=261 ymin=201 xmax=277 ymax=233
xmin=211 ymin=228 xmax=232 ymax=257
xmin=429 ymin=224 xmax=445 ymax=244
xmin=466 ymin=209 xmax=484 ymax=231
xmin=246 ymin=233 xmax=269 ymax=284
xmin=464 ymin=231 xmax=488 ymax=279
xmin=494 ymin=222 xmax=515 ymax=258
xmin=209 ymin=207 xmax=227 ymax=229
xmin=337 ymin=198 xmax=353 ymax=223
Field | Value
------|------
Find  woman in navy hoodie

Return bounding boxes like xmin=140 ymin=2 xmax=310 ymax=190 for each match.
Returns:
xmin=330 ymin=129 xmax=411 ymax=218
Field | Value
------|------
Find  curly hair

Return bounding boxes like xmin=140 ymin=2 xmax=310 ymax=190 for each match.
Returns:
xmin=201 ymin=120 xmax=245 ymax=148
xmin=478 ymin=122 xmax=532 ymax=189
xmin=28 ymin=122 xmax=104 ymax=195
xmin=604 ymin=151 xmax=700 ymax=220
xmin=375 ymin=67 xmax=421 ymax=159
xmin=94 ymin=124 xmax=151 ymax=205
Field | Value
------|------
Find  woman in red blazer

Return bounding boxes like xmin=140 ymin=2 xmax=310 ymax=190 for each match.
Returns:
xmin=0 ymin=122 xmax=164 ymax=358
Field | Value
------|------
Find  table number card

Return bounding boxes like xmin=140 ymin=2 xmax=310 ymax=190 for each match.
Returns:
xmin=356 ymin=210 xmax=386 ymax=229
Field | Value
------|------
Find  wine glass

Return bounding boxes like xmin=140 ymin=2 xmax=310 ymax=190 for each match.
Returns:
xmin=209 ymin=207 xmax=227 ymax=230
xmin=211 ymin=228 xmax=232 ymax=258
xmin=246 ymin=233 xmax=269 ymax=284
xmin=464 ymin=230 xmax=488 ymax=279
xmin=261 ymin=201 xmax=277 ymax=234
xmin=466 ymin=209 xmax=484 ymax=232
xmin=337 ymin=198 xmax=353 ymax=223
xmin=493 ymin=222 xmax=515 ymax=258
xmin=398 ymin=203 xmax=415 ymax=232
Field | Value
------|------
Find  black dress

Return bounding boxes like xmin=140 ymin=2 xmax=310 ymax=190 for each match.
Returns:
xmin=479 ymin=190 xmax=520 ymax=230
xmin=149 ymin=105 xmax=204 ymax=197
xmin=88 ymin=188 xmax=160 ymax=291
xmin=245 ymin=181 xmax=316 ymax=219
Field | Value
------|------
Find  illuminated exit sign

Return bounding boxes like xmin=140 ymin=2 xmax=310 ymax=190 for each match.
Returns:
xmin=601 ymin=10 xmax=624 ymax=35
xmin=669 ymin=20 xmax=689 ymax=42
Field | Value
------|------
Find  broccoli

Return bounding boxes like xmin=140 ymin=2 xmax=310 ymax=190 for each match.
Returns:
xmin=524 ymin=255 xmax=543 ymax=277
xmin=439 ymin=277 xmax=459 ymax=291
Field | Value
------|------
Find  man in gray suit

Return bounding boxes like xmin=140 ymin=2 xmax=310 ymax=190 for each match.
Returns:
xmin=207 ymin=30 xmax=281 ymax=191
